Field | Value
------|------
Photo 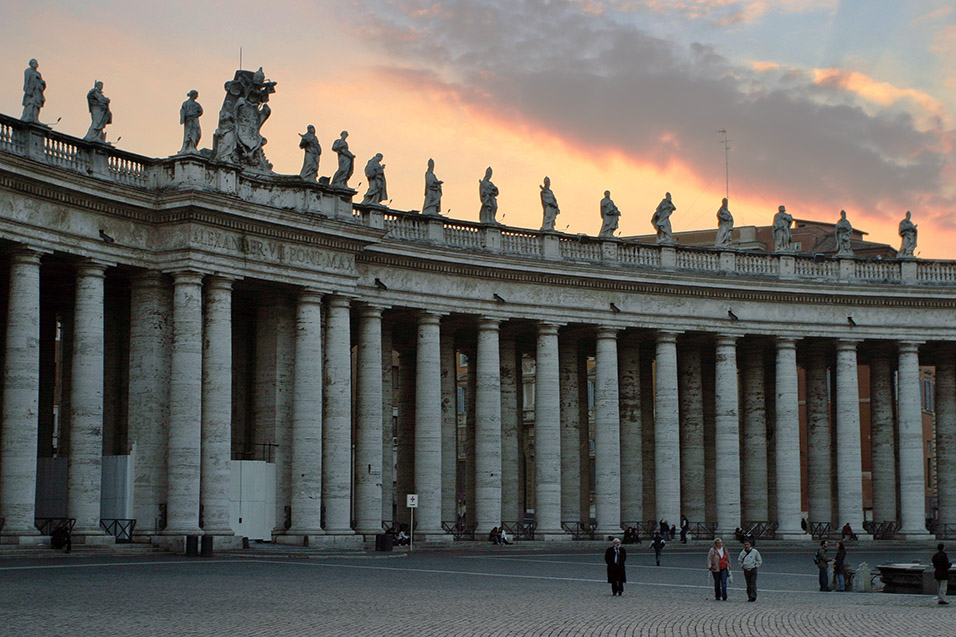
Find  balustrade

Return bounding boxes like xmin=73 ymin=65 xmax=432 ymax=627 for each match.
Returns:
xmin=735 ymin=252 xmax=777 ymax=275
xmin=501 ymin=229 xmax=541 ymax=256
xmin=794 ymin=256 xmax=839 ymax=278
xmin=676 ymin=248 xmax=719 ymax=271
xmin=444 ymin=223 xmax=483 ymax=250
xmin=559 ymin=236 xmax=602 ymax=261
xmin=0 ymin=120 xmax=16 ymax=152
xmin=43 ymin=135 xmax=80 ymax=169
xmin=854 ymin=260 xmax=901 ymax=282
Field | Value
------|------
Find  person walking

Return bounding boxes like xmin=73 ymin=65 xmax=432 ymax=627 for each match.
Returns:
xmin=738 ymin=539 xmax=763 ymax=602
xmin=680 ymin=515 xmax=690 ymax=544
xmin=707 ymin=538 xmax=732 ymax=601
xmin=650 ymin=531 xmax=666 ymax=566
xmin=932 ymin=543 xmax=952 ymax=605
xmin=834 ymin=541 xmax=848 ymax=591
xmin=605 ymin=537 xmax=627 ymax=596
xmin=815 ymin=540 xmax=832 ymax=591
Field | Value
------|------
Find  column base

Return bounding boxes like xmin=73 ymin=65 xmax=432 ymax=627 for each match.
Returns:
xmin=163 ymin=527 xmax=202 ymax=536
xmin=898 ymin=531 xmax=936 ymax=541
xmin=71 ymin=533 xmax=115 ymax=546
xmin=596 ymin=527 xmax=624 ymax=540
xmin=776 ymin=530 xmax=813 ymax=541
xmin=414 ymin=532 xmax=454 ymax=543
xmin=535 ymin=529 xmax=567 ymax=541
xmin=0 ymin=532 xmax=47 ymax=546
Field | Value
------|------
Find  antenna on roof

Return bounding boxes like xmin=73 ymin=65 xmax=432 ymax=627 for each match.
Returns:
xmin=718 ymin=129 xmax=732 ymax=199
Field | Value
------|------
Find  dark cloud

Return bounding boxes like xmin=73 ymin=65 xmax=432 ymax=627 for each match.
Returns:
xmin=350 ymin=0 xmax=954 ymax=221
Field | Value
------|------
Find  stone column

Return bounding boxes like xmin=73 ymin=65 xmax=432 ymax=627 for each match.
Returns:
xmin=936 ymin=347 xmax=956 ymax=526
xmin=714 ymin=335 xmax=741 ymax=535
xmin=128 ymin=271 xmax=171 ymax=535
xmin=805 ymin=343 xmax=832 ymax=525
xmin=200 ymin=275 xmax=233 ymax=535
xmin=835 ymin=340 xmax=865 ymax=534
xmin=641 ymin=350 xmax=657 ymax=520
xmin=535 ymin=322 xmax=562 ymax=537
xmin=655 ymin=331 xmax=681 ymax=526
xmin=414 ymin=312 xmax=443 ymax=536
xmin=355 ymin=304 xmax=385 ymax=536
xmin=774 ymin=338 xmax=805 ymax=538
xmin=395 ymin=347 xmax=416 ymax=526
xmin=500 ymin=336 xmax=520 ymax=522
xmin=559 ymin=333 xmax=582 ymax=523
xmin=166 ymin=270 xmax=204 ymax=535
xmin=440 ymin=325 xmax=457 ymax=522
xmin=323 ymin=295 xmax=353 ymax=534
xmin=619 ymin=336 xmax=642 ymax=524
xmin=897 ymin=341 xmax=930 ymax=537
xmin=0 ymin=248 xmax=42 ymax=537
xmin=289 ymin=290 xmax=323 ymax=535
xmin=474 ymin=318 xmax=502 ymax=530
xmin=740 ymin=342 xmax=768 ymax=521
xmin=678 ymin=344 xmax=705 ymax=523
xmin=869 ymin=348 xmax=897 ymax=523
xmin=272 ymin=297 xmax=296 ymax=534
xmin=381 ymin=321 xmax=395 ymax=524
xmin=594 ymin=327 xmax=621 ymax=535
xmin=66 ymin=261 xmax=107 ymax=536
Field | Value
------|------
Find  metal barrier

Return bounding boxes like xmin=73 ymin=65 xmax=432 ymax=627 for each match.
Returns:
xmin=35 ymin=518 xmax=76 ymax=535
xmin=936 ymin=523 xmax=956 ymax=539
xmin=440 ymin=520 xmax=476 ymax=540
xmin=743 ymin=521 xmax=779 ymax=540
xmin=561 ymin=521 xmax=596 ymax=540
xmin=863 ymin=520 xmax=897 ymax=540
xmin=637 ymin=521 xmax=659 ymax=540
xmin=808 ymin=521 xmax=832 ymax=540
xmin=688 ymin=522 xmax=717 ymax=541
xmin=100 ymin=519 xmax=136 ymax=542
xmin=501 ymin=520 xmax=536 ymax=541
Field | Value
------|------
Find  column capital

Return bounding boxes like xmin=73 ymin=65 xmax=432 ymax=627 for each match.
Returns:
xmin=327 ymin=294 xmax=352 ymax=310
xmin=417 ymin=310 xmax=443 ymax=325
xmin=74 ymin=259 xmax=110 ymax=278
xmin=836 ymin=339 xmax=862 ymax=351
xmin=168 ymin=269 xmax=205 ymax=286
xmin=596 ymin=326 xmax=620 ymax=339
xmin=537 ymin=321 xmax=561 ymax=336
xmin=478 ymin=317 xmax=502 ymax=331
xmin=655 ymin=330 xmax=681 ymax=344
xmin=297 ymin=288 xmax=325 ymax=305
xmin=204 ymin=275 xmax=235 ymax=291
xmin=897 ymin=341 xmax=923 ymax=354
xmin=358 ymin=303 xmax=385 ymax=318
xmin=715 ymin=334 xmax=739 ymax=348
xmin=130 ymin=269 xmax=166 ymax=288
xmin=774 ymin=336 xmax=798 ymax=350
xmin=9 ymin=245 xmax=48 ymax=264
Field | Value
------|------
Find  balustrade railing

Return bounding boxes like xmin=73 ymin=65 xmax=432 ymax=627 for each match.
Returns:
xmin=559 ymin=236 xmax=602 ymax=261
xmin=618 ymin=243 xmax=661 ymax=267
xmin=794 ymin=256 xmax=840 ymax=278
xmin=854 ymin=260 xmax=900 ymax=282
xmin=677 ymin=248 xmax=719 ymax=271
xmin=918 ymin=261 xmax=956 ymax=283
xmin=736 ymin=252 xmax=777 ymax=275
xmin=43 ymin=135 xmax=80 ymax=169
xmin=501 ymin=229 xmax=541 ymax=256
xmin=108 ymin=153 xmax=149 ymax=186
xmin=0 ymin=120 xmax=16 ymax=152
xmin=384 ymin=213 xmax=429 ymax=241
xmin=444 ymin=223 xmax=483 ymax=250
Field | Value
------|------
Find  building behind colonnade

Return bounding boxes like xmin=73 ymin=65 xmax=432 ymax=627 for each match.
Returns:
xmin=1 ymin=68 xmax=955 ymax=549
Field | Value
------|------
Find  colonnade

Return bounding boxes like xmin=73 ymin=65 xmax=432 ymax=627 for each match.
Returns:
xmin=0 ymin=250 xmax=954 ymax=543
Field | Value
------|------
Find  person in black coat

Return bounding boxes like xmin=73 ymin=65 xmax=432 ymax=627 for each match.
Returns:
xmin=605 ymin=537 xmax=627 ymax=596
xmin=932 ymin=543 xmax=952 ymax=605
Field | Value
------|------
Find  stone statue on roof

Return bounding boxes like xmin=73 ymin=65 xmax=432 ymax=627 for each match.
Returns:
xmin=835 ymin=209 xmax=853 ymax=256
xmin=21 ymin=59 xmax=46 ymax=124
xmin=715 ymin=197 xmax=734 ymax=248
xmin=363 ymin=153 xmax=387 ymax=205
xmin=213 ymin=67 xmax=276 ymax=171
xmin=479 ymin=167 xmax=499 ymax=224
xmin=422 ymin=158 xmax=443 ymax=215
xmin=898 ymin=210 xmax=917 ymax=258
xmin=652 ymin=192 xmax=676 ymax=244
xmin=83 ymin=80 xmax=112 ymax=144
xmin=773 ymin=205 xmax=794 ymax=252
xmin=331 ymin=131 xmax=355 ymax=187
xmin=178 ymin=90 xmax=203 ymax=155
xmin=298 ymin=125 xmax=320 ymax=181
xmin=599 ymin=190 xmax=620 ymax=238
xmin=540 ymin=176 xmax=560 ymax=231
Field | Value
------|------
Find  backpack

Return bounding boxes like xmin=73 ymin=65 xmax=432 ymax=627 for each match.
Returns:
xmin=812 ymin=552 xmax=820 ymax=565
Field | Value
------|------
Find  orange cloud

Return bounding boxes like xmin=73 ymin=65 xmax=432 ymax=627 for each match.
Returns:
xmin=811 ymin=67 xmax=946 ymax=128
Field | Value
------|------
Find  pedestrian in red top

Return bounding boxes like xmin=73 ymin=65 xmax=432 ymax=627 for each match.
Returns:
xmin=707 ymin=537 xmax=732 ymax=600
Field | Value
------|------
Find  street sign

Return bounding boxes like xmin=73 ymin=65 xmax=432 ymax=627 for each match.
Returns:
xmin=407 ymin=494 xmax=418 ymax=508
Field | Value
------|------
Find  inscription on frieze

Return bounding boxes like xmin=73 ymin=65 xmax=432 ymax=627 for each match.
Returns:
xmin=191 ymin=228 xmax=355 ymax=272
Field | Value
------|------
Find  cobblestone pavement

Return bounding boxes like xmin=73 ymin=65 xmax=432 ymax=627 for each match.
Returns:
xmin=0 ymin=545 xmax=952 ymax=636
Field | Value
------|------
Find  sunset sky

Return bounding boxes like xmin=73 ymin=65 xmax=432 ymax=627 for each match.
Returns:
xmin=3 ymin=0 xmax=956 ymax=258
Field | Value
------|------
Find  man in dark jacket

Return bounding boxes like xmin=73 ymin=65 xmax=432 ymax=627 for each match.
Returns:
xmin=932 ymin=543 xmax=952 ymax=605
xmin=605 ymin=537 xmax=627 ymax=596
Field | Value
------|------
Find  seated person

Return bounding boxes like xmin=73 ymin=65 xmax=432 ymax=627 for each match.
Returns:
xmin=50 ymin=526 xmax=72 ymax=553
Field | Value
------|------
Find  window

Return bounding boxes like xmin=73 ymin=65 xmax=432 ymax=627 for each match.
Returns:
xmin=456 ymin=386 xmax=466 ymax=414
xmin=587 ymin=380 xmax=595 ymax=410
